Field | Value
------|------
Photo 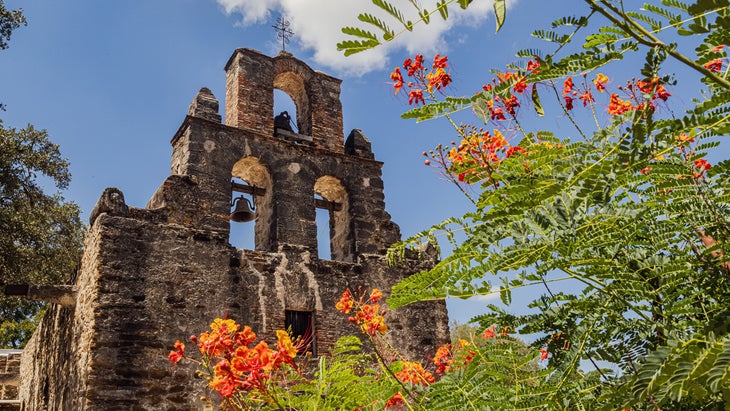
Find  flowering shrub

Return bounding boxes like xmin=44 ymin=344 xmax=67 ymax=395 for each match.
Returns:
xmin=170 ymin=289 xmax=552 ymax=409
xmin=168 ymin=318 xmax=302 ymax=409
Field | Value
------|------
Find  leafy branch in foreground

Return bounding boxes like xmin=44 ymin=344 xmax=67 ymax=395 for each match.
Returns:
xmin=377 ymin=1 xmax=730 ymax=409
xmin=337 ymin=0 xmax=505 ymax=56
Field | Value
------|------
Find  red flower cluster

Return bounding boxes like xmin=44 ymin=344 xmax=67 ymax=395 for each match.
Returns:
xmin=385 ymin=391 xmax=405 ymax=407
xmin=389 ymin=54 xmax=452 ymax=106
xmin=433 ymin=339 xmax=476 ymax=376
xmin=169 ymin=318 xmax=298 ymax=400
xmin=168 ymin=340 xmax=185 ymax=364
xmin=693 ymin=158 xmax=711 ymax=179
xmin=480 ymin=59 xmax=539 ymax=121
xmin=704 ymin=58 xmax=723 ymax=73
xmin=433 ymin=344 xmax=453 ymax=375
xmin=561 ymin=74 xmax=671 ymax=116
xmin=336 ymin=287 xmax=388 ymax=337
xmin=442 ymin=125 xmax=525 ymax=184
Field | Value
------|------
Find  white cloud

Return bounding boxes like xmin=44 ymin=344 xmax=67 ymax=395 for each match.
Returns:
xmin=217 ymin=0 xmax=515 ymax=76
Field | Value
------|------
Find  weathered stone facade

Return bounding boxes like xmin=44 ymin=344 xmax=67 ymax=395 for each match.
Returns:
xmin=0 ymin=350 xmax=21 ymax=411
xmin=16 ymin=48 xmax=449 ymax=410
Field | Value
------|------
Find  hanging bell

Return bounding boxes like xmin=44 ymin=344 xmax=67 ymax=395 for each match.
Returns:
xmin=230 ymin=196 xmax=256 ymax=222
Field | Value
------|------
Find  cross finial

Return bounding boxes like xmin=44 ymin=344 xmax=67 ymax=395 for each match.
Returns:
xmin=272 ymin=16 xmax=294 ymax=52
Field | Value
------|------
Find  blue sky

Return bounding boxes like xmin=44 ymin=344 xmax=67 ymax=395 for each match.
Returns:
xmin=1 ymin=0 xmax=722 ymax=324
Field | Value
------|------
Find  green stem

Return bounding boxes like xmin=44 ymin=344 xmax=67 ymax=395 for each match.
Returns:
xmin=548 ymin=80 xmax=589 ymax=141
xmin=588 ymin=0 xmax=730 ymax=91
xmin=369 ymin=335 xmax=420 ymax=410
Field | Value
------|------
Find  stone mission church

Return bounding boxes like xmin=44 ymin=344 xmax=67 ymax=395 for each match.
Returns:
xmin=0 ymin=48 xmax=449 ymax=410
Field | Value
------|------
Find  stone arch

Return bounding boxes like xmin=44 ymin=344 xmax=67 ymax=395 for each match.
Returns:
xmin=314 ymin=175 xmax=352 ymax=262
xmin=274 ymin=71 xmax=311 ymax=136
xmin=231 ymin=156 xmax=274 ymax=251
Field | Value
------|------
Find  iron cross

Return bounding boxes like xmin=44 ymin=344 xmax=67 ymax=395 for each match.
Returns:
xmin=272 ymin=17 xmax=294 ymax=52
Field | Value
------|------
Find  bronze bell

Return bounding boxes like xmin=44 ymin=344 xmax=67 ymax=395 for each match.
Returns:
xmin=230 ymin=196 xmax=256 ymax=222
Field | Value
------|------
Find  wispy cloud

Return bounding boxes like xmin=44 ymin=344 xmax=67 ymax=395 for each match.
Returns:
xmin=216 ymin=0 xmax=514 ymax=76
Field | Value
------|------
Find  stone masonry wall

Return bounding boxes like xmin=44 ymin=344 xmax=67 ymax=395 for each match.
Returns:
xmin=0 ymin=350 xmax=21 ymax=411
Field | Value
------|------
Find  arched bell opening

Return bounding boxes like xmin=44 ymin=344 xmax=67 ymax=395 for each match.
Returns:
xmin=274 ymin=89 xmax=298 ymax=134
xmin=314 ymin=176 xmax=352 ymax=262
xmin=230 ymin=156 xmax=273 ymax=252
xmin=273 ymin=72 xmax=311 ymax=136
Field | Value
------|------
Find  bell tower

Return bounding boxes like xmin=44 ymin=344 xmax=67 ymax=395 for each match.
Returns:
xmin=17 ymin=48 xmax=450 ymax=410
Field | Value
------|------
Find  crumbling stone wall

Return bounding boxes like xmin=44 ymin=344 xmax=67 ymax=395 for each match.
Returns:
xmin=0 ymin=350 xmax=21 ymax=410
xmin=18 ymin=48 xmax=449 ymax=410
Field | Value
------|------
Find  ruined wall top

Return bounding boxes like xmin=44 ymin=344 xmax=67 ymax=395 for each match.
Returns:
xmin=224 ymin=48 xmax=345 ymax=152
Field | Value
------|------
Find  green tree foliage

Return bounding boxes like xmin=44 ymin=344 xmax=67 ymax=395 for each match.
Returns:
xmin=0 ymin=121 xmax=84 ymax=348
xmin=0 ymin=0 xmax=25 ymax=112
xmin=341 ymin=0 xmax=730 ymax=409
xmin=0 ymin=0 xmax=25 ymax=51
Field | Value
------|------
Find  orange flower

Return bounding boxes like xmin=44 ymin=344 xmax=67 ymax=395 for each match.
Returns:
xmin=276 ymin=330 xmax=297 ymax=362
xmin=253 ymin=341 xmax=274 ymax=371
xmin=210 ymin=365 xmax=238 ymax=398
xmin=712 ymin=45 xmax=725 ymax=53
xmin=502 ymin=94 xmax=520 ymax=116
xmin=395 ymin=361 xmax=435 ymax=386
xmin=432 ymin=53 xmax=448 ymax=69
xmin=426 ymin=68 xmax=452 ymax=92
xmin=562 ymin=77 xmax=574 ymax=95
xmin=490 ymin=105 xmax=506 ymax=121
xmin=676 ymin=133 xmax=694 ymax=144
xmin=390 ymin=67 xmax=404 ymax=94
xmin=593 ymin=73 xmax=608 ymax=92
xmin=433 ymin=343 xmax=453 ymax=375
xmin=693 ymin=158 xmax=711 ymax=179
xmin=336 ymin=289 xmax=354 ymax=314
xmin=579 ymin=90 xmax=594 ymax=106
xmin=636 ymin=78 xmax=671 ymax=101
xmin=210 ymin=318 xmax=237 ymax=334
xmin=694 ymin=158 xmax=711 ymax=170
xmin=506 ymin=146 xmax=525 ymax=158
xmin=386 ymin=391 xmax=405 ymax=407
xmin=234 ymin=325 xmax=257 ymax=347
xmin=197 ymin=330 xmax=234 ymax=357
xmin=369 ymin=288 xmax=383 ymax=304
xmin=704 ymin=58 xmax=723 ymax=73
xmin=512 ymin=77 xmax=528 ymax=93
xmin=404 ymin=54 xmax=425 ymax=76
xmin=564 ymin=95 xmax=574 ymax=110
xmin=408 ymin=89 xmax=425 ymax=105
xmin=168 ymin=340 xmax=185 ymax=364
xmin=482 ymin=325 xmax=496 ymax=339
xmin=540 ymin=347 xmax=549 ymax=360
xmin=526 ymin=59 xmax=541 ymax=73
xmin=607 ymin=93 xmax=633 ymax=115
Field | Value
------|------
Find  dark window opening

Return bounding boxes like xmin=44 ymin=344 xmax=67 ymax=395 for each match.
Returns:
xmin=285 ymin=310 xmax=316 ymax=356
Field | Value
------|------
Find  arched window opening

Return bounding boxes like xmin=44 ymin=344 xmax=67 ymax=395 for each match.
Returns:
xmin=231 ymin=157 xmax=273 ymax=251
xmin=314 ymin=176 xmax=352 ymax=262
xmin=274 ymin=72 xmax=311 ymax=137
xmin=229 ymin=177 xmax=256 ymax=250
xmin=274 ymin=89 xmax=298 ymax=134
xmin=314 ymin=193 xmax=331 ymax=260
